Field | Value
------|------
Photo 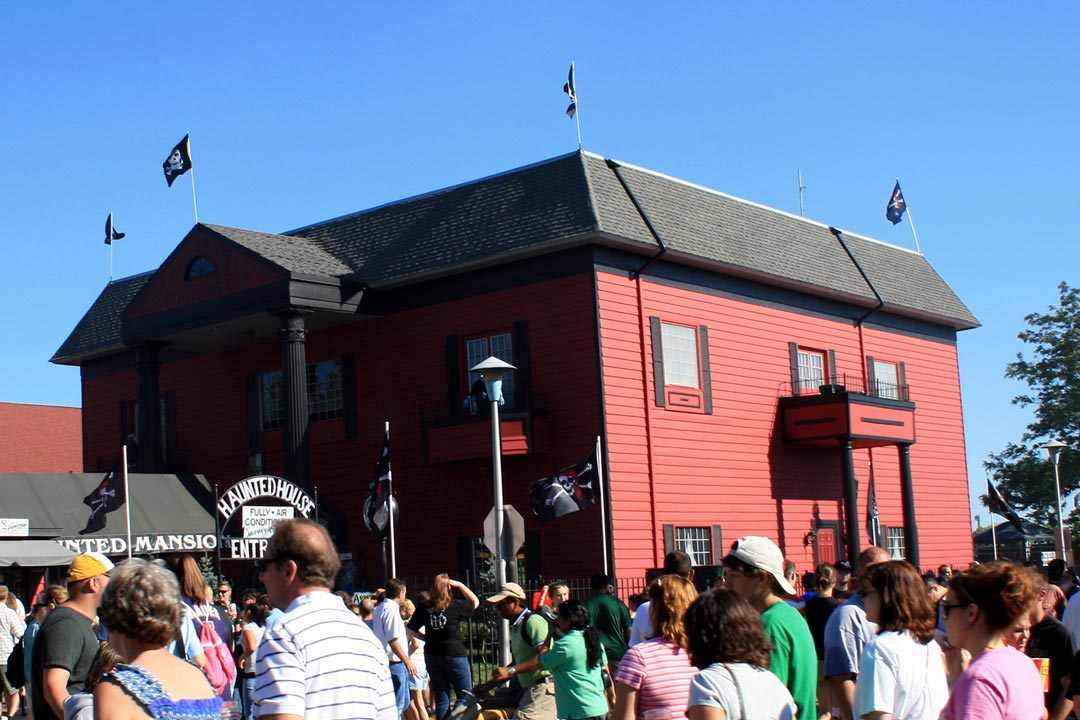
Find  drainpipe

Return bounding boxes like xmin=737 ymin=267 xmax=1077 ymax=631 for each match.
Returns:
xmin=607 ymin=159 xmax=668 ymax=277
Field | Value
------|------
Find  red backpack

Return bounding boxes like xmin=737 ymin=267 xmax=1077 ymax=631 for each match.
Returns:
xmin=192 ymin=604 xmax=236 ymax=695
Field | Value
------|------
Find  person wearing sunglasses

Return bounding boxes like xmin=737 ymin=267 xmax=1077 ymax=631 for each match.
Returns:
xmin=252 ymin=519 xmax=396 ymax=720
xmin=940 ymin=562 xmax=1043 ymax=720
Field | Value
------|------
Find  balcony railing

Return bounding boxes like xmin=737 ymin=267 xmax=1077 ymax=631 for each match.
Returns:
xmin=781 ymin=373 xmax=910 ymax=402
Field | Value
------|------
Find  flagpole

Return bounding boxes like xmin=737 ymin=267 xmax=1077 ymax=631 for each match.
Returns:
xmin=595 ymin=435 xmax=608 ymax=576
xmin=122 ymin=444 xmax=132 ymax=560
xmin=897 ymin=177 xmax=921 ymax=254
xmin=573 ymin=63 xmax=583 ymax=150
xmin=386 ymin=421 xmax=397 ymax=578
xmin=109 ymin=238 xmax=114 ymax=282
xmin=987 ymin=471 xmax=999 ymax=561
xmin=189 ymin=134 xmax=199 ymax=224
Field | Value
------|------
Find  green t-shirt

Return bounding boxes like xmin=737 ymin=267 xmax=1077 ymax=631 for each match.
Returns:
xmin=540 ymin=629 xmax=609 ymax=719
xmin=761 ymin=600 xmax=817 ymax=720
xmin=511 ymin=609 xmax=551 ymax=688
xmin=582 ymin=592 xmax=630 ymax=662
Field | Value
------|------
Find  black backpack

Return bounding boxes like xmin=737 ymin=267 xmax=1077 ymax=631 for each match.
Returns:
xmin=5 ymin=638 xmax=24 ymax=688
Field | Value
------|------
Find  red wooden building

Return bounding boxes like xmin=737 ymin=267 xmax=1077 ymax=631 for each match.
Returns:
xmin=53 ymin=151 xmax=978 ymax=581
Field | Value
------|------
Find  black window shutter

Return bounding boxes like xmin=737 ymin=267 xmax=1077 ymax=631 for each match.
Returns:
xmin=446 ymin=335 xmax=461 ymax=418
xmin=119 ymin=400 xmax=129 ymax=442
xmin=828 ymin=349 xmax=837 ymax=385
xmin=699 ymin=325 xmax=713 ymax=414
xmin=898 ymin=362 xmax=908 ymax=400
xmin=789 ymin=342 xmax=801 ymax=395
xmin=866 ymin=356 xmax=877 ymax=383
xmin=246 ymin=374 xmax=260 ymax=446
xmin=711 ymin=525 xmax=723 ymax=565
xmin=514 ymin=321 xmax=531 ymax=409
xmin=663 ymin=524 xmax=675 ymax=554
xmin=162 ymin=391 xmax=176 ymax=466
xmin=341 ymin=355 xmax=358 ymax=438
xmin=650 ymin=317 xmax=666 ymax=407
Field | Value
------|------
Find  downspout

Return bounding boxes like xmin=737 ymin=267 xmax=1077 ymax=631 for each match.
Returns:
xmin=828 ymin=226 xmax=885 ymax=374
xmin=607 ymin=159 xmax=668 ymax=277
xmin=607 ymin=158 xmax=668 ymax=567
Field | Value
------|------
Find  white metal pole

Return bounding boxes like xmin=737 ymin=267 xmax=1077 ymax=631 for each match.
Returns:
xmin=122 ymin=445 xmax=132 ymax=560
xmin=897 ymin=178 xmax=921 ymax=254
xmin=595 ymin=435 xmax=608 ymax=577
xmin=386 ymin=421 xmax=397 ymax=578
xmin=1054 ymin=454 xmax=1066 ymax=561
xmin=490 ymin=395 xmax=511 ymax=666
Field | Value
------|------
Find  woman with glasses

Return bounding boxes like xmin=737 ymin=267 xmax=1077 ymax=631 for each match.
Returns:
xmin=940 ymin=562 xmax=1043 ymax=720
xmin=853 ymin=560 xmax=948 ymax=720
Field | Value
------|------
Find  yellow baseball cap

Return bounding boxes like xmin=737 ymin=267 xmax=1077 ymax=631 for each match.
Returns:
xmin=66 ymin=552 xmax=115 ymax=583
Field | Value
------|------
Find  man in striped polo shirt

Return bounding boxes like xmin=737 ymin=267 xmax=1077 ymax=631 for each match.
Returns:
xmin=254 ymin=519 xmax=396 ymax=720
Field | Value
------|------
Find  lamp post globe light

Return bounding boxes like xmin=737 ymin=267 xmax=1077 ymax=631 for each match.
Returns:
xmin=1042 ymin=439 xmax=1068 ymax=561
xmin=469 ymin=355 xmax=516 ymax=665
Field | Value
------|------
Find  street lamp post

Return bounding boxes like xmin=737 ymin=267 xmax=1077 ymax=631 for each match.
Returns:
xmin=1042 ymin=439 xmax=1068 ymax=562
xmin=470 ymin=355 xmax=516 ymax=666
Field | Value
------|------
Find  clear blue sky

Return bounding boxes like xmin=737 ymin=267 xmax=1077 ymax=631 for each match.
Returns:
xmin=3 ymin=4 xmax=1076 ymax=528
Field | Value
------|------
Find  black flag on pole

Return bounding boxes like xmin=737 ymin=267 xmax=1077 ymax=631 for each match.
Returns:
xmin=105 ymin=212 xmax=125 ymax=245
xmin=563 ymin=62 xmax=577 ymax=118
xmin=363 ymin=428 xmax=398 ymax=539
xmin=529 ymin=448 xmax=598 ymax=525
xmin=886 ymin=181 xmax=907 ymax=225
xmin=987 ymin=479 xmax=1025 ymax=532
xmin=79 ymin=465 xmax=125 ymax=535
xmin=163 ymin=134 xmax=193 ymax=187
xmin=866 ymin=469 xmax=881 ymax=546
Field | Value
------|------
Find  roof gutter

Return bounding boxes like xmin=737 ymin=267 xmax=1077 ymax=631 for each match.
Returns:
xmin=829 ymin=226 xmax=884 ymax=325
xmin=606 ymin=159 xmax=668 ymax=278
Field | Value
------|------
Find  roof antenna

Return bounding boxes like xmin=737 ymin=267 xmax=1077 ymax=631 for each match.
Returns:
xmin=797 ymin=169 xmax=806 ymax=217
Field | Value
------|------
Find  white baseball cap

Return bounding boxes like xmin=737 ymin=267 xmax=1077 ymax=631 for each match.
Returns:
xmin=727 ymin=536 xmax=797 ymax=596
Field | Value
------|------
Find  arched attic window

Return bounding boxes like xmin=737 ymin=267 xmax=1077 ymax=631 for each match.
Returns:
xmin=186 ymin=256 xmax=215 ymax=280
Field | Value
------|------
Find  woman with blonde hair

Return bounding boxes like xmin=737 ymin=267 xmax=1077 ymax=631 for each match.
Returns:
xmin=614 ymin=575 xmax=699 ymax=720
xmin=94 ymin=558 xmax=222 ymax=719
xmin=940 ymin=562 xmax=1044 ymax=720
xmin=406 ymin=574 xmax=479 ymax=720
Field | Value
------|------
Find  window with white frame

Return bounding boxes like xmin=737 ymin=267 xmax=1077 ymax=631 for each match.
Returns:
xmin=675 ymin=526 xmax=713 ymax=566
xmin=872 ymin=360 xmax=900 ymax=400
xmin=797 ymin=349 xmax=826 ymax=393
xmin=661 ymin=323 xmax=700 ymax=388
xmin=466 ymin=332 xmax=515 ymax=406
xmin=886 ymin=527 xmax=905 ymax=559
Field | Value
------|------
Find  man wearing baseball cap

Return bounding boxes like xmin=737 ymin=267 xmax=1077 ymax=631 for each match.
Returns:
xmin=31 ymin=551 xmax=113 ymax=720
xmin=484 ymin=582 xmax=556 ymax=720
xmin=723 ymin=536 xmax=816 ymax=720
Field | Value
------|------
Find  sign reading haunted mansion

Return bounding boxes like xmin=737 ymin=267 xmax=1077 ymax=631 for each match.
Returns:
xmin=59 ymin=475 xmax=314 ymax=559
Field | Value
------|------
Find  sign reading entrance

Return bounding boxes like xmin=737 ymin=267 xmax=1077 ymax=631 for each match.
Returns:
xmin=242 ymin=506 xmax=293 ymax=539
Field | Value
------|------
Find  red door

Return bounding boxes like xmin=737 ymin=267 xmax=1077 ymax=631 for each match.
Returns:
xmin=815 ymin=524 xmax=838 ymax=566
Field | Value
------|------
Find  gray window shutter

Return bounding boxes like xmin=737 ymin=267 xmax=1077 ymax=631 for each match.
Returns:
xmin=700 ymin=325 xmax=713 ymax=414
xmin=342 ymin=354 xmax=358 ymax=438
xmin=119 ymin=400 xmax=130 ymax=442
xmin=711 ymin=525 xmax=723 ymax=565
xmin=162 ymin=391 xmax=176 ymax=466
xmin=446 ymin=335 xmax=461 ymax=417
xmin=651 ymin=317 xmax=666 ymax=407
xmin=246 ymin=374 xmax=260 ymax=446
xmin=828 ymin=349 xmax=837 ymax=385
xmin=789 ymin=342 xmax=801 ymax=395
xmin=898 ymin=362 xmax=908 ymax=400
xmin=663 ymin=524 xmax=675 ymax=554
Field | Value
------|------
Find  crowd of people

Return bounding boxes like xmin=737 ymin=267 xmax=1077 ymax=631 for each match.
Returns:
xmin=0 ymin=524 xmax=1076 ymax=719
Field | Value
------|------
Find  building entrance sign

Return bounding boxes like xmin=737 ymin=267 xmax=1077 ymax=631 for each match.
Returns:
xmin=217 ymin=475 xmax=314 ymax=522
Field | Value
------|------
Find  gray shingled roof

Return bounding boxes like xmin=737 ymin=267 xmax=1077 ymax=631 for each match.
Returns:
xmin=52 ymin=273 xmax=152 ymax=364
xmin=201 ymin=224 xmax=352 ymax=277
xmin=53 ymin=151 xmax=978 ymax=365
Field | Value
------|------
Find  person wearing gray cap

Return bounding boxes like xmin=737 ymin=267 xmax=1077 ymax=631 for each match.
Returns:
xmin=722 ymin=536 xmax=816 ymax=720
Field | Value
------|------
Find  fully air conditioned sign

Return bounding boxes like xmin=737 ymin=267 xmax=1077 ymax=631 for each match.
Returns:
xmin=218 ymin=475 xmax=314 ymax=560
xmin=242 ymin=506 xmax=293 ymax=539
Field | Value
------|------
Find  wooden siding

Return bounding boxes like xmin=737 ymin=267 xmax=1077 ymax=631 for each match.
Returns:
xmin=81 ymin=273 xmax=604 ymax=579
xmin=596 ymin=270 xmax=972 ymax=580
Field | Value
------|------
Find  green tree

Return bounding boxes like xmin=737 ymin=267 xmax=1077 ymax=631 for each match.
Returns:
xmin=985 ymin=282 xmax=1079 ymax=529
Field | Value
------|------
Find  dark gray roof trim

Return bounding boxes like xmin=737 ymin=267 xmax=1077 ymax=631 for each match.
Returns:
xmin=51 ymin=273 xmax=153 ymax=365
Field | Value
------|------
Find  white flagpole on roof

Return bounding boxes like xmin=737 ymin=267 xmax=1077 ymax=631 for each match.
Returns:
xmin=572 ymin=62 xmax=583 ymax=150
xmin=897 ymin=177 xmax=921 ymax=254
xmin=987 ymin=470 xmax=999 ymax=561
xmin=189 ymin=136 xmax=200 ymax=224
xmin=122 ymin=444 xmax=132 ymax=560
xmin=595 ymin=435 xmax=608 ymax=577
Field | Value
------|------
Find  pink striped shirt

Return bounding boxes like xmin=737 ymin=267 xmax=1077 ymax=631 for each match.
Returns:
xmin=615 ymin=637 xmax=697 ymax=719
